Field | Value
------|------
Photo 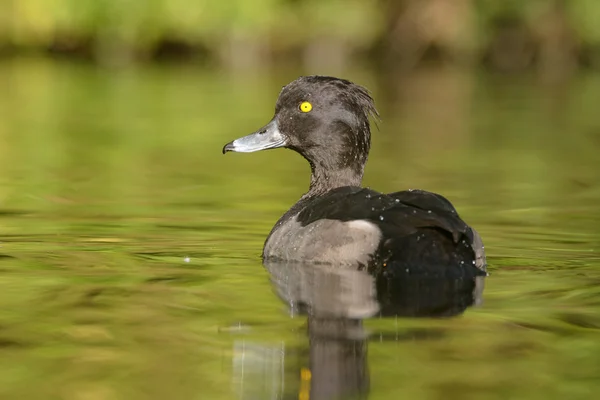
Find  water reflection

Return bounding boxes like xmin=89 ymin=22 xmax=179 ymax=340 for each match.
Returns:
xmin=232 ymin=262 xmax=484 ymax=400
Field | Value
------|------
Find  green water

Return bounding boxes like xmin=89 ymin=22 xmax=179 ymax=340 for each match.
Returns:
xmin=0 ymin=60 xmax=599 ymax=399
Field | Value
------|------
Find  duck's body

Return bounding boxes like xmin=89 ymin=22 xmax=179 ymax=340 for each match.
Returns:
xmin=223 ymin=76 xmax=486 ymax=276
xmin=264 ymin=186 xmax=486 ymax=276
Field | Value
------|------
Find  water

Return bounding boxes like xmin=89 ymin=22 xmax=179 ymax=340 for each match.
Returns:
xmin=0 ymin=59 xmax=599 ymax=399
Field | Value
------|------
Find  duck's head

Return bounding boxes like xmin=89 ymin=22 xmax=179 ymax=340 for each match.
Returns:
xmin=223 ymin=76 xmax=379 ymax=194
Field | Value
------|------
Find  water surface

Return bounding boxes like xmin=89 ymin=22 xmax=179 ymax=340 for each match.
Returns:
xmin=0 ymin=60 xmax=599 ymax=399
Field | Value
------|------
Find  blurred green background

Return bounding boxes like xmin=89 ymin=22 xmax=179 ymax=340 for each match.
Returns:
xmin=1 ymin=0 xmax=600 ymax=71
xmin=1 ymin=1 xmax=600 ymax=399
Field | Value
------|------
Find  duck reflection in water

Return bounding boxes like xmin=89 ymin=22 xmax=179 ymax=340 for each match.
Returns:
xmin=231 ymin=261 xmax=484 ymax=400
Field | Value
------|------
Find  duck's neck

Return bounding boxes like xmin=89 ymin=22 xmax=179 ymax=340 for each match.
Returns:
xmin=295 ymin=122 xmax=371 ymax=199
xmin=303 ymin=158 xmax=365 ymax=198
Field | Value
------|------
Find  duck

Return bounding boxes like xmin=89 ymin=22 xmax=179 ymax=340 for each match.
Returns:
xmin=223 ymin=76 xmax=486 ymax=277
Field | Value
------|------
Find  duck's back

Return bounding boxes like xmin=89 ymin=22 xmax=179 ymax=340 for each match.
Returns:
xmin=263 ymin=187 xmax=486 ymax=276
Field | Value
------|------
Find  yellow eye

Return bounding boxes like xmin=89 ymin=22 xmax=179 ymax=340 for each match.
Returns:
xmin=299 ymin=101 xmax=312 ymax=113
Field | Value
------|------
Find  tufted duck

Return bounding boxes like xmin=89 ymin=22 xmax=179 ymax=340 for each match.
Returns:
xmin=223 ymin=76 xmax=486 ymax=276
